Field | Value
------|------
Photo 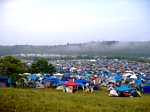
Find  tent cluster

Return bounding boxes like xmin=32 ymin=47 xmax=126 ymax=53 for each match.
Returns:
xmin=1 ymin=59 xmax=150 ymax=95
xmin=108 ymin=86 xmax=141 ymax=97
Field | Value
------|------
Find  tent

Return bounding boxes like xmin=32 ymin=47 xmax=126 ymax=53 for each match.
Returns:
xmin=130 ymin=75 xmax=137 ymax=79
xmin=56 ymin=86 xmax=64 ymax=90
xmin=113 ymin=74 xmax=122 ymax=79
xmin=0 ymin=77 xmax=7 ymax=82
xmin=66 ymin=86 xmax=73 ymax=93
xmin=42 ymin=77 xmax=59 ymax=85
xmin=145 ymin=81 xmax=150 ymax=86
xmin=131 ymin=90 xmax=141 ymax=97
xmin=61 ymin=75 xmax=69 ymax=81
xmin=136 ymin=80 xmax=143 ymax=85
xmin=44 ymin=81 xmax=51 ymax=88
xmin=106 ymin=77 xmax=116 ymax=84
xmin=53 ymin=73 xmax=64 ymax=80
xmin=70 ymin=67 xmax=77 ymax=72
xmin=0 ymin=77 xmax=7 ymax=87
xmin=142 ymin=86 xmax=150 ymax=94
xmin=90 ymin=59 xmax=96 ymax=62
xmin=29 ymin=75 xmax=37 ymax=81
xmin=62 ymin=81 xmax=78 ymax=86
xmin=109 ymin=89 xmax=118 ymax=97
xmin=101 ymin=69 xmax=110 ymax=74
xmin=36 ymin=84 xmax=45 ymax=89
xmin=7 ymin=78 xmax=12 ymax=86
xmin=75 ymin=79 xmax=90 ymax=84
xmin=0 ymin=82 xmax=6 ymax=87
xmin=115 ymin=85 xmax=133 ymax=91
xmin=93 ymin=85 xmax=102 ymax=91
xmin=123 ymin=73 xmax=132 ymax=77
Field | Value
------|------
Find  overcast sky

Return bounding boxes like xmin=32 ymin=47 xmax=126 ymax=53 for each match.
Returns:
xmin=0 ymin=0 xmax=150 ymax=45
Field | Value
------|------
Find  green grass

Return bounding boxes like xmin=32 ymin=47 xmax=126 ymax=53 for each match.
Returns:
xmin=0 ymin=87 xmax=150 ymax=112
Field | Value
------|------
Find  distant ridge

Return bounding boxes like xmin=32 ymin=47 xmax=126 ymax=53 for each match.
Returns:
xmin=0 ymin=41 xmax=150 ymax=57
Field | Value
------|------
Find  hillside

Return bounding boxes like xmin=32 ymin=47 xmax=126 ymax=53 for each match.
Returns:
xmin=0 ymin=41 xmax=150 ymax=57
xmin=0 ymin=88 xmax=150 ymax=112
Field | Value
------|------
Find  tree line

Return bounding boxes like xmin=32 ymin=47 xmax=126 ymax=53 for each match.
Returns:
xmin=0 ymin=56 xmax=56 ymax=87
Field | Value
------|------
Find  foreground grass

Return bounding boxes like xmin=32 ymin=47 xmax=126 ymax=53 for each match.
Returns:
xmin=0 ymin=87 xmax=150 ymax=112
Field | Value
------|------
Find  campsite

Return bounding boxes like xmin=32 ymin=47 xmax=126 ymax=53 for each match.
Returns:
xmin=0 ymin=57 xmax=150 ymax=112
xmin=1 ymin=0 xmax=150 ymax=111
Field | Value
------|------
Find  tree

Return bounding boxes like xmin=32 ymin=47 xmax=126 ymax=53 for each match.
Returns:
xmin=28 ymin=59 xmax=56 ymax=74
xmin=0 ymin=56 xmax=27 ymax=85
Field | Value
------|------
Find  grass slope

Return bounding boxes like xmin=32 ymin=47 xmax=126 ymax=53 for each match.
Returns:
xmin=0 ymin=87 xmax=150 ymax=112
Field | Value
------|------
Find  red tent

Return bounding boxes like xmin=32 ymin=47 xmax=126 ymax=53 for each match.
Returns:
xmin=62 ymin=81 xmax=78 ymax=86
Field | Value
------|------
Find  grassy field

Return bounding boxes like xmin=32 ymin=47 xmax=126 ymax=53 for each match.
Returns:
xmin=0 ymin=87 xmax=150 ymax=112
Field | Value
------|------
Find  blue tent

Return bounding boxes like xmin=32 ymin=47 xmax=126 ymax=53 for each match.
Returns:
xmin=65 ymin=73 xmax=72 ymax=78
xmin=142 ymin=86 xmax=150 ymax=94
xmin=7 ymin=78 xmax=12 ymax=85
xmin=29 ymin=75 xmax=37 ymax=81
xmin=0 ymin=77 xmax=7 ymax=82
xmin=145 ymin=81 xmax=150 ymax=86
xmin=136 ymin=80 xmax=143 ymax=85
xmin=61 ymin=75 xmax=69 ymax=81
xmin=75 ymin=79 xmax=90 ymax=84
xmin=115 ymin=86 xmax=133 ymax=91
xmin=113 ymin=74 xmax=122 ymax=79
xmin=97 ymin=73 xmax=102 ymax=76
xmin=137 ymin=75 xmax=145 ymax=79
xmin=42 ymin=77 xmax=59 ymax=85
xmin=101 ymin=69 xmax=109 ymax=75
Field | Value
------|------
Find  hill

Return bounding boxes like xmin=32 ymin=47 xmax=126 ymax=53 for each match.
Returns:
xmin=0 ymin=87 xmax=150 ymax=112
xmin=0 ymin=41 xmax=150 ymax=57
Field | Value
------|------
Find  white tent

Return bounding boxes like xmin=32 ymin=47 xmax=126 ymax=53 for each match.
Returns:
xmin=36 ymin=84 xmax=45 ymax=89
xmin=90 ymin=59 xmax=96 ymax=62
xmin=23 ymin=73 xmax=31 ymax=76
xmin=109 ymin=89 xmax=118 ymax=96
xmin=56 ymin=86 xmax=64 ymax=90
xmin=130 ymin=75 xmax=137 ymax=79
xmin=36 ymin=73 xmax=42 ymax=77
xmin=77 ymin=69 xmax=82 ymax=72
xmin=54 ymin=73 xmax=64 ymax=76
xmin=123 ymin=73 xmax=133 ymax=77
xmin=53 ymin=73 xmax=64 ymax=80
xmin=66 ymin=86 xmax=73 ymax=93
xmin=70 ymin=67 xmax=77 ymax=72
xmin=70 ymin=67 xmax=77 ymax=70
xmin=106 ymin=77 xmax=116 ymax=83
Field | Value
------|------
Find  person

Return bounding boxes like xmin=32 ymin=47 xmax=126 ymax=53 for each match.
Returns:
xmin=63 ymin=86 xmax=67 ymax=92
xmin=73 ymin=87 xmax=77 ymax=93
xmin=124 ymin=91 xmax=129 ymax=97
xmin=85 ymin=87 xmax=90 ymax=93
xmin=90 ymin=86 xmax=93 ymax=93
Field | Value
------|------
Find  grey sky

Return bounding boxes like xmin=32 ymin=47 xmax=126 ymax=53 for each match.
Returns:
xmin=0 ymin=0 xmax=150 ymax=45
